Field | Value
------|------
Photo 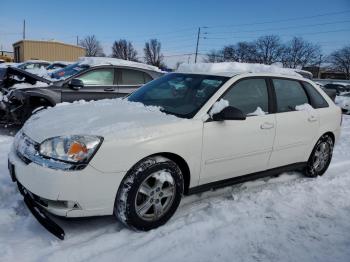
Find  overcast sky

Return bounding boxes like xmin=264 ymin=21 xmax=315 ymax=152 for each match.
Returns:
xmin=0 ymin=0 xmax=350 ymax=68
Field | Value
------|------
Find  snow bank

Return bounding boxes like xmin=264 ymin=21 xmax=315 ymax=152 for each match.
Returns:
xmin=177 ymin=62 xmax=303 ymax=77
xmin=78 ymin=57 xmax=163 ymax=73
xmin=335 ymin=94 xmax=350 ymax=112
xmin=209 ymin=99 xmax=229 ymax=117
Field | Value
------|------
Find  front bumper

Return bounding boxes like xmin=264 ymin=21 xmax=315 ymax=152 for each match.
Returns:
xmin=17 ymin=181 xmax=65 ymax=240
xmin=8 ymin=144 xmax=126 ymax=218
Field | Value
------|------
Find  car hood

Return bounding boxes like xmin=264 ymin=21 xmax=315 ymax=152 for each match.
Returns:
xmin=22 ymin=99 xmax=183 ymax=143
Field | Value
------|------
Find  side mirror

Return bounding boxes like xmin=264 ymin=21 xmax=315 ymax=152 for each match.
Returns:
xmin=68 ymin=78 xmax=84 ymax=90
xmin=212 ymin=106 xmax=246 ymax=121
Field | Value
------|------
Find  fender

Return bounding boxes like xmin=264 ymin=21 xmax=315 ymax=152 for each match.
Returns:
xmin=21 ymin=88 xmax=61 ymax=106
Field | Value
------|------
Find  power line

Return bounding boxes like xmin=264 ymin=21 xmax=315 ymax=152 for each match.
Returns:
xmin=206 ymin=10 xmax=350 ymax=29
xmin=206 ymin=20 xmax=350 ymax=36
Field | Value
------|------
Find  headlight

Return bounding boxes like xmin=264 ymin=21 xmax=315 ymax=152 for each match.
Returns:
xmin=39 ymin=135 xmax=103 ymax=164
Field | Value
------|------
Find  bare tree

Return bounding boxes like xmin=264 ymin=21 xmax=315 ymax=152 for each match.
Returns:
xmin=79 ymin=35 xmax=105 ymax=57
xmin=282 ymin=37 xmax=321 ymax=68
xmin=143 ymin=39 xmax=164 ymax=67
xmin=235 ymin=42 xmax=259 ymax=63
xmin=255 ymin=35 xmax=284 ymax=64
xmin=204 ymin=50 xmax=225 ymax=62
xmin=112 ymin=39 xmax=138 ymax=61
xmin=328 ymin=45 xmax=350 ymax=80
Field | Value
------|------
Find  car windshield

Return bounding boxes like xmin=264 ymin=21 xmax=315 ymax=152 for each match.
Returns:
xmin=128 ymin=73 xmax=229 ymax=118
xmin=51 ymin=63 xmax=89 ymax=79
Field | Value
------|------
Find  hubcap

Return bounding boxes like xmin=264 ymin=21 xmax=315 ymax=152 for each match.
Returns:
xmin=312 ymin=141 xmax=331 ymax=172
xmin=135 ymin=170 xmax=175 ymax=221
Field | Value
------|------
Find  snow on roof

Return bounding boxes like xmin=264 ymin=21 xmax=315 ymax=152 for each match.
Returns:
xmin=22 ymin=60 xmax=50 ymax=64
xmin=77 ymin=57 xmax=163 ymax=72
xmin=51 ymin=61 xmax=73 ymax=65
xmin=177 ymin=62 xmax=302 ymax=78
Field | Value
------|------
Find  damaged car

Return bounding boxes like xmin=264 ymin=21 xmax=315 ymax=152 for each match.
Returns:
xmin=0 ymin=57 xmax=163 ymax=125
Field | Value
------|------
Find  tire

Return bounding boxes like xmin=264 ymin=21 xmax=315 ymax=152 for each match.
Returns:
xmin=115 ymin=157 xmax=184 ymax=231
xmin=304 ymin=134 xmax=334 ymax=177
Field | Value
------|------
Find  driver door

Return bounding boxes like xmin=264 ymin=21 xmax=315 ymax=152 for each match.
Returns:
xmin=200 ymin=78 xmax=276 ymax=184
xmin=61 ymin=68 xmax=118 ymax=102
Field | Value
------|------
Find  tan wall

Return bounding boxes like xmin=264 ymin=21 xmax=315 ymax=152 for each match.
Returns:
xmin=13 ymin=40 xmax=86 ymax=62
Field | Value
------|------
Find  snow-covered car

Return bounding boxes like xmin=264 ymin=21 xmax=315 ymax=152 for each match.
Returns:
xmin=17 ymin=60 xmax=50 ymax=70
xmin=8 ymin=62 xmax=342 ymax=239
xmin=1 ymin=57 xmax=163 ymax=125
xmin=46 ymin=61 xmax=72 ymax=71
xmin=336 ymin=92 xmax=350 ymax=114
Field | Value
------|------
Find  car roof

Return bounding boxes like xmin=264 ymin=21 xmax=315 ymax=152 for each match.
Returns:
xmin=77 ymin=57 xmax=163 ymax=73
xmin=176 ymin=62 xmax=303 ymax=79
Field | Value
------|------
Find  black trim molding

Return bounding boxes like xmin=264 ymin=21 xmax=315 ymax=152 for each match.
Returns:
xmin=188 ymin=162 xmax=306 ymax=195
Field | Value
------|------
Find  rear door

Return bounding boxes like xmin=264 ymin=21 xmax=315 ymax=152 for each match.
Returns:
xmin=117 ymin=68 xmax=152 ymax=97
xmin=200 ymin=78 xmax=276 ymax=184
xmin=61 ymin=67 xmax=118 ymax=102
xmin=268 ymin=78 xmax=319 ymax=169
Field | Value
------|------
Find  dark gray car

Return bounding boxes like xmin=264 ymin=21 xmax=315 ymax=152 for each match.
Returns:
xmin=0 ymin=64 xmax=163 ymax=125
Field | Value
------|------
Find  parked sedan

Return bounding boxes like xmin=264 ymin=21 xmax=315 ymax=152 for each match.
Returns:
xmin=1 ymin=57 xmax=163 ymax=125
xmin=8 ymin=63 xmax=341 ymax=239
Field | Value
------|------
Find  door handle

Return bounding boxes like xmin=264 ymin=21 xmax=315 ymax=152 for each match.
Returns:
xmin=104 ymin=87 xmax=115 ymax=91
xmin=308 ymin=115 xmax=318 ymax=122
xmin=260 ymin=122 xmax=274 ymax=129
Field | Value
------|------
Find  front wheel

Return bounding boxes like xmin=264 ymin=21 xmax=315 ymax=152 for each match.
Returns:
xmin=304 ymin=134 xmax=334 ymax=177
xmin=115 ymin=157 xmax=183 ymax=231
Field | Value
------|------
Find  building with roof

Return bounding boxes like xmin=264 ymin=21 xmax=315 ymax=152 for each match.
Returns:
xmin=12 ymin=40 xmax=85 ymax=63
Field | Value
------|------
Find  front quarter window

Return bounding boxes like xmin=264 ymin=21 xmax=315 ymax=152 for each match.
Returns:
xmin=76 ymin=69 xmax=114 ymax=85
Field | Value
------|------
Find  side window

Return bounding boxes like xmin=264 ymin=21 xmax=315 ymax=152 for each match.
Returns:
xmin=302 ymin=82 xmax=328 ymax=108
xmin=273 ymin=79 xmax=309 ymax=113
xmin=144 ymin=73 xmax=153 ymax=83
xmin=119 ymin=69 xmax=145 ymax=85
xmin=221 ymin=78 xmax=269 ymax=115
xmin=76 ymin=69 xmax=114 ymax=86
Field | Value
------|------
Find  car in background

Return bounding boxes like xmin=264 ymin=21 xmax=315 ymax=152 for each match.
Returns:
xmin=17 ymin=60 xmax=50 ymax=70
xmin=323 ymin=83 xmax=350 ymax=95
xmin=336 ymin=92 xmax=350 ymax=114
xmin=8 ymin=62 xmax=341 ymax=239
xmin=1 ymin=57 xmax=163 ymax=125
xmin=46 ymin=61 xmax=73 ymax=71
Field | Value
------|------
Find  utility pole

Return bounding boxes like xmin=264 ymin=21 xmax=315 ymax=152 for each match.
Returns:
xmin=76 ymin=35 xmax=79 ymax=46
xmin=23 ymin=19 xmax=26 ymax=39
xmin=194 ymin=27 xmax=201 ymax=63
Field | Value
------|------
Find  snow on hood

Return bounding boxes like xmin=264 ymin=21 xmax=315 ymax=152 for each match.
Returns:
xmin=22 ymin=99 xmax=181 ymax=142
xmin=177 ymin=62 xmax=302 ymax=77
xmin=77 ymin=57 xmax=163 ymax=73
xmin=11 ymin=81 xmax=49 ymax=89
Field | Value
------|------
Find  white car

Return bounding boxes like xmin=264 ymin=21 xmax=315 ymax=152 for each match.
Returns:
xmin=8 ymin=63 xmax=342 ymax=239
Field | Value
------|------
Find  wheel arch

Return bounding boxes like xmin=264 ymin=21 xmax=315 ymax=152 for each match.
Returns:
xmin=149 ymin=152 xmax=191 ymax=195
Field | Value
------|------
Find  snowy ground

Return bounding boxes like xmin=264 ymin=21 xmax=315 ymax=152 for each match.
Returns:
xmin=0 ymin=116 xmax=350 ymax=262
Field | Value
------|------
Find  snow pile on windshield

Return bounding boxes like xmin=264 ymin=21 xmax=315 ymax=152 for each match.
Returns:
xmin=23 ymin=98 xmax=181 ymax=141
xmin=78 ymin=57 xmax=163 ymax=72
xmin=177 ymin=62 xmax=302 ymax=77
xmin=209 ymin=99 xmax=229 ymax=117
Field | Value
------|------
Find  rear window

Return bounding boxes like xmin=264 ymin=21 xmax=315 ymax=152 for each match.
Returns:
xmin=119 ymin=69 xmax=145 ymax=85
xmin=302 ymin=82 xmax=328 ymax=108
